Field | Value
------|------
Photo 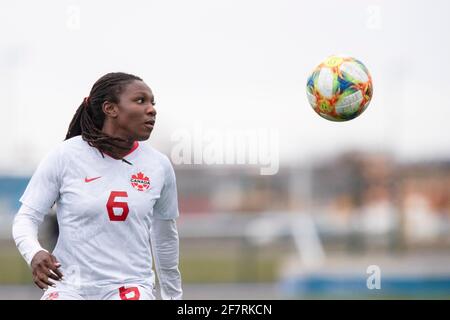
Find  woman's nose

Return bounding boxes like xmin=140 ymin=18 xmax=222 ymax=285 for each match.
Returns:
xmin=146 ymin=104 xmax=157 ymax=116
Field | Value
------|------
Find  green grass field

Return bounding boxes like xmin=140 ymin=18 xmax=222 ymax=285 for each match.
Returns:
xmin=0 ymin=240 xmax=282 ymax=284
xmin=0 ymin=244 xmax=33 ymax=284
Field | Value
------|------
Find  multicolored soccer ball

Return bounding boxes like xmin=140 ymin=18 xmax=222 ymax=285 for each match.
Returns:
xmin=306 ymin=55 xmax=373 ymax=121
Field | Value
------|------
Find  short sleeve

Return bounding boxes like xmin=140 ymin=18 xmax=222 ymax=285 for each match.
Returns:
xmin=19 ymin=146 xmax=62 ymax=214
xmin=152 ymin=157 xmax=179 ymax=220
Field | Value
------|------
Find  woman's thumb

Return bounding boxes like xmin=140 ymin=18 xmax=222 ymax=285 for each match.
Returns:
xmin=50 ymin=254 xmax=61 ymax=267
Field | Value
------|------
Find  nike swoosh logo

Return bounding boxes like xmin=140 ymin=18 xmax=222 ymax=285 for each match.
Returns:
xmin=85 ymin=176 xmax=101 ymax=183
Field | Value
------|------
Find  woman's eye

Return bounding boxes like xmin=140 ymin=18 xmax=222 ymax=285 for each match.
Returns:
xmin=137 ymin=98 xmax=145 ymax=103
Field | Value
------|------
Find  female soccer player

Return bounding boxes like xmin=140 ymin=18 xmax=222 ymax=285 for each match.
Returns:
xmin=12 ymin=72 xmax=182 ymax=300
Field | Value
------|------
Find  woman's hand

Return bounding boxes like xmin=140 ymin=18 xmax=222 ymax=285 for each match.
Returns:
xmin=30 ymin=250 xmax=64 ymax=290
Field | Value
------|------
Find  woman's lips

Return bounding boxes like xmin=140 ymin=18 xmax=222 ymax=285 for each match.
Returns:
xmin=144 ymin=120 xmax=155 ymax=129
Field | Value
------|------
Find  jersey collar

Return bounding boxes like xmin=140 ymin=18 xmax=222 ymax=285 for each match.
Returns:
xmin=102 ymin=141 xmax=139 ymax=160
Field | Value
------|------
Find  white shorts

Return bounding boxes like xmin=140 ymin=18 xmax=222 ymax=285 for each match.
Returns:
xmin=40 ymin=281 xmax=156 ymax=300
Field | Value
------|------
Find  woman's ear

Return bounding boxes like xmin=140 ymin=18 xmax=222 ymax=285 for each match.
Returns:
xmin=102 ymin=101 xmax=119 ymax=118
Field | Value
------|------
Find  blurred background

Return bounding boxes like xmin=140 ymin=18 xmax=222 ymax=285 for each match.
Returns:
xmin=1 ymin=0 xmax=449 ymax=299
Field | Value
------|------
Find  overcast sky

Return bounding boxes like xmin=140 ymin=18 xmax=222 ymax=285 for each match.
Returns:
xmin=1 ymin=0 xmax=449 ymax=174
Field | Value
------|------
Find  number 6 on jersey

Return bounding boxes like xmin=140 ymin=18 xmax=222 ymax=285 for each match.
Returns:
xmin=106 ymin=191 xmax=129 ymax=221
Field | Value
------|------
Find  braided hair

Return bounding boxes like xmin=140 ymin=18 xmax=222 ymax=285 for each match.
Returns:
xmin=65 ymin=72 xmax=142 ymax=158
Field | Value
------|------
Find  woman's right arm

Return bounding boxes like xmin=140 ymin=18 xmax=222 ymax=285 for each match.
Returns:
xmin=12 ymin=145 xmax=64 ymax=289
xmin=12 ymin=203 xmax=48 ymax=266
xmin=12 ymin=204 xmax=63 ymax=289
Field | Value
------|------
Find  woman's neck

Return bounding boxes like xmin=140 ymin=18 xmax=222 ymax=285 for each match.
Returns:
xmin=107 ymin=142 xmax=135 ymax=159
xmin=101 ymin=122 xmax=135 ymax=159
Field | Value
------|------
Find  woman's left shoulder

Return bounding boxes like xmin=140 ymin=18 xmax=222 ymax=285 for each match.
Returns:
xmin=140 ymin=143 xmax=172 ymax=167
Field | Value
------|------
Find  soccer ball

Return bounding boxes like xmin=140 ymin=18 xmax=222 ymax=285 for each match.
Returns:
xmin=306 ymin=55 xmax=373 ymax=121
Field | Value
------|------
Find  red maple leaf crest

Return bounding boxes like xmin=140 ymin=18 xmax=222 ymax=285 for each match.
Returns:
xmin=130 ymin=172 xmax=150 ymax=191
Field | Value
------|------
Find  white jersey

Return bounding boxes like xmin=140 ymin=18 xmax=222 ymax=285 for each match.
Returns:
xmin=18 ymin=136 xmax=180 ymax=295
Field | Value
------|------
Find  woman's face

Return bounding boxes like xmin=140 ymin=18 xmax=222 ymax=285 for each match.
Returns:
xmin=109 ymin=80 xmax=157 ymax=141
